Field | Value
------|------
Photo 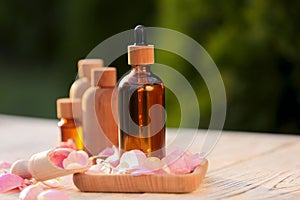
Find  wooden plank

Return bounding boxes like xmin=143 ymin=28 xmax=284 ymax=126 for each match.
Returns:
xmin=195 ymin=140 xmax=300 ymax=199
xmin=205 ymin=131 xmax=299 ymax=172
xmin=1 ymin=115 xmax=300 ymax=199
xmin=0 ymin=115 xmax=57 ymax=162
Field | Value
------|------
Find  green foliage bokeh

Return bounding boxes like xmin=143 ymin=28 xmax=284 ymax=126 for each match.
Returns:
xmin=0 ymin=0 xmax=299 ymax=133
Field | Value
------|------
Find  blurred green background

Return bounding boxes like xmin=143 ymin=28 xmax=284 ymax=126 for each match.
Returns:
xmin=0 ymin=0 xmax=300 ymax=133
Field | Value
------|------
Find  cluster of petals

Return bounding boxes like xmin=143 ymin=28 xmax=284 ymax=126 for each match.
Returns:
xmin=0 ymin=145 xmax=88 ymax=198
xmin=0 ymin=170 xmax=70 ymax=199
xmin=49 ymin=148 xmax=89 ymax=170
xmin=1 ymin=144 xmax=202 ymax=198
xmin=87 ymin=147 xmax=203 ymax=176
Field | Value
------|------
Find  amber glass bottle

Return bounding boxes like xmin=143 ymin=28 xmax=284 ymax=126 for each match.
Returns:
xmin=118 ymin=25 xmax=165 ymax=158
xmin=56 ymin=98 xmax=84 ymax=150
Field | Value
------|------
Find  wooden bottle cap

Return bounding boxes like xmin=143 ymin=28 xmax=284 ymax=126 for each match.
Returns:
xmin=128 ymin=45 xmax=154 ymax=65
xmin=91 ymin=67 xmax=117 ymax=88
xmin=78 ymin=59 xmax=104 ymax=79
xmin=56 ymin=98 xmax=81 ymax=119
xmin=128 ymin=25 xmax=154 ymax=65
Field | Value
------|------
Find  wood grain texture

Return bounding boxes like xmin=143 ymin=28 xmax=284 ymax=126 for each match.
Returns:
xmin=1 ymin=115 xmax=300 ymax=199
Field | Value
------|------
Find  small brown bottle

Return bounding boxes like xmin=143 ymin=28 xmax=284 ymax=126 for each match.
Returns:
xmin=118 ymin=25 xmax=165 ymax=158
xmin=70 ymin=59 xmax=103 ymax=99
xmin=56 ymin=98 xmax=83 ymax=150
xmin=82 ymin=67 xmax=118 ymax=155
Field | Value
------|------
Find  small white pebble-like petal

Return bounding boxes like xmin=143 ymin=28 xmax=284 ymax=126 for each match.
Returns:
xmin=104 ymin=146 xmax=120 ymax=167
xmin=10 ymin=160 xmax=32 ymax=179
xmin=144 ymin=157 xmax=163 ymax=171
xmin=119 ymin=150 xmax=147 ymax=169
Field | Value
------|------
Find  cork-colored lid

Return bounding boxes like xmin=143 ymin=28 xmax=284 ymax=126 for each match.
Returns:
xmin=78 ymin=59 xmax=104 ymax=79
xmin=128 ymin=45 xmax=154 ymax=65
xmin=91 ymin=67 xmax=117 ymax=87
xmin=128 ymin=25 xmax=154 ymax=66
xmin=56 ymin=98 xmax=81 ymax=119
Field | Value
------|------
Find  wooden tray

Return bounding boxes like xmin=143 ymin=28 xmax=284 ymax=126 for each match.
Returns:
xmin=73 ymin=159 xmax=208 ymax=193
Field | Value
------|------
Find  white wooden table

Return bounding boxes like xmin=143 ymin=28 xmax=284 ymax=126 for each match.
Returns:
xmin=1 ymin=115 xmax=300 ymax=199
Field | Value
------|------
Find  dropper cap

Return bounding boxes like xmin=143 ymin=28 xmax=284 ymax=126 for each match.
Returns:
xmin=91 ymin=67 xmax=117 ymax=87
xmin=78 ymin=59 xmax=104 ymax=79
xmin=128 ymin=25 xmax=154 ymax=65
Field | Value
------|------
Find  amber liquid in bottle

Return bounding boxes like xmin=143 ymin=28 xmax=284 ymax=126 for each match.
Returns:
xmin=58 ymin=118 xmax=84 ymax=150
xmin=118 ymin=65 xmax=165 ymax=158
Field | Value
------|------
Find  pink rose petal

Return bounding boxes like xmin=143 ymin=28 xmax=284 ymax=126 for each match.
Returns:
xmin=62 ymin=150 xmax=89 ymax=170
xmin=86 ymin=165 xmax=105 ymax=175
xmin=0 ymin=161 xmax=11 ymax=169
xmin=162 ymin=149 xmax=203 ymax=174
xmin=185 ymin=153 xmax=203 ymax=171
xmin=0 ymin=173 xmax=24 ymax=193
xmin=49 ymin=148 xmax=73 ymax=169
xmin=19 ymin=179 xmax=33 ymax=191
xmin=109 ymin=159 xmax=120 ymax=168
xmin=162 ymin=149 xmax=191 ymax=174
xmin=131 ymin=166 xmax=154 ymax=176
xmin=99 ymin=147 xmax=115 ymax=157
xmin=104 ymin=146 xmax=120 ymax=168
xmin=37 ymin=189 xmax=70 ymax=200
xmin=19 ymin=184 xmax=44 ymax=200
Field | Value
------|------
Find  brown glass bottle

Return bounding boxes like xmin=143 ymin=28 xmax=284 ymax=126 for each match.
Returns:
xmin=58 ymin=118 xmax=83 ymax=150
xmin=57 ymin=98 xmax=84 ymax=150
xmin=118 ymin=25 xmax=165 ymax=158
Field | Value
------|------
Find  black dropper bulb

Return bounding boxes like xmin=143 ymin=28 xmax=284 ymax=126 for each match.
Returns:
xmin=134 ymin=25 xmax=147 ymax=46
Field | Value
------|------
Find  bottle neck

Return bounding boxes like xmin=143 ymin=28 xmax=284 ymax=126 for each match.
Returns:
xmin=132 ymin=65 xmax=151 ymax=72
xmin=58 ymin=118 xmax=81 ymax=125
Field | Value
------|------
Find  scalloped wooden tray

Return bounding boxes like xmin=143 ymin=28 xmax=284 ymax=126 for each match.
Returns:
xmin=73 ymin=159 xmax=208 ymax=193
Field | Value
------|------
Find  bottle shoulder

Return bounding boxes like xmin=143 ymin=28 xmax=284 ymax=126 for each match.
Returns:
xmin=70 ymin=78 xmax=90 ymax=98
xmin=71 ymin=77 xmax=90 ymax=88
xmin=82 ymin=86 xmax=99 ymax=102
xmin=118 ymin=70 xmax=164 ymax=88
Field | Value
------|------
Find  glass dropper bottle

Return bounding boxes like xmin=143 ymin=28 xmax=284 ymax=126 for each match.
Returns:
xmin=118 ymin=25 xmax=165 ymax=158
xmin=56 ymin=98 xmax=84 ymax=150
